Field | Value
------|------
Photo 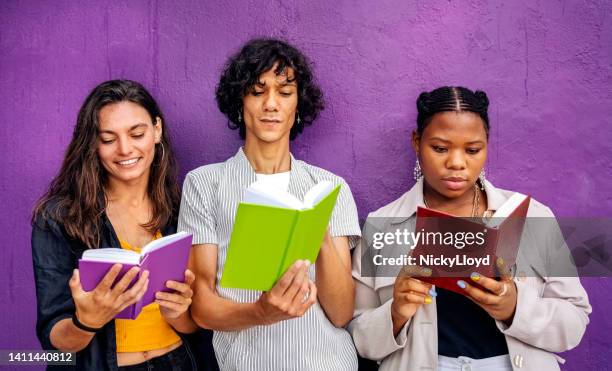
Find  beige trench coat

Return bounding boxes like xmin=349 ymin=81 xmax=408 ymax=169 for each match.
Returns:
xmin=348 ymin=178 xmax=591 ymax=371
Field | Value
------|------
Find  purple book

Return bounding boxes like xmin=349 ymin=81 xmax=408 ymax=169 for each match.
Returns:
xmin=78 ymin=232 xmax=193 ymax=320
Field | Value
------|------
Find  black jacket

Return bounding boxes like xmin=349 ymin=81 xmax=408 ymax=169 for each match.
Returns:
xmin=32 ymin=213 xmax=218 ymax=371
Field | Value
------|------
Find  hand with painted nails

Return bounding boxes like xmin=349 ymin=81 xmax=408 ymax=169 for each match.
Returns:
xmin=456 ymin=268 xmax=517 ymax=323
xmin=255 ymin=259 xmax=317 ymax=325
xmin=391 ymin=267 xmax=435 ymax=336
xmin=69 ymin=264 xmax=150 ymax=330
xmin=156 ymin=269 xmax=195 ymax=320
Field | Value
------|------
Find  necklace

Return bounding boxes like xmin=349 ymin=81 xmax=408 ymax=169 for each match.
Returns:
xmin=424 ymin=183 xmax=481 ymax=217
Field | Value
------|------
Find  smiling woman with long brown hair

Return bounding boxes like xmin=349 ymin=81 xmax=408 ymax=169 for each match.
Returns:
xmin=32 ymin=80 xmax=200 ymax=370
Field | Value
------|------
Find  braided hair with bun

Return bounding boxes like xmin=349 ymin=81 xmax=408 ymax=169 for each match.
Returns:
xmin=416 ymin=86 xmax=490 ymax=138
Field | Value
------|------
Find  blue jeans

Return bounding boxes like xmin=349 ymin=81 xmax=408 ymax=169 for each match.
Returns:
xmin=437 ymin=354 xmax=512 ymax=371
xmin=118 ymin=344 xmax=196 ymax=371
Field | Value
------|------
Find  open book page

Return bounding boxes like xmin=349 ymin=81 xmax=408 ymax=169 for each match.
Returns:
xmin=140 ymin=231 xmax=191 ymax=255
xmin=80 ymin=231 xmax=191 ymax=265
xmin=244 ymin=180 xmax=334 ymax=210
xmin=81 ymin=248 xmax=141 ymax=265
xmin=244 ymin=181 xmax=304 ymax=209
xmin=303 ymin=181 xmax=334 ymax=208
xmin=486 ymin=192 xmax=529 ymax=228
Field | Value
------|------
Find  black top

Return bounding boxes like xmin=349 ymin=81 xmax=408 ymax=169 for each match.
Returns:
xmin=436 ymin=287 xmax=509 ymax=359
xmin=31 ymin=212 xmax=218 ymax=371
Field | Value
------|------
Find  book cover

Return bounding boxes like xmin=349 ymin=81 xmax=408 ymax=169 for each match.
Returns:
xmin=78 ymin=232 xmax=193 ymax=319
xmin=411 ymin=194 xmax=530 ymax=295
xmin=220 ymin=184 xmax=341 ymax=291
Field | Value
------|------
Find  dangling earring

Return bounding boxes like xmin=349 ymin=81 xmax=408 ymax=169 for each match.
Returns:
xmin=413 ymin=158 xmax=423 ymax=180
xmin=296 ymin=112 xmax=301 ymax=126
xmin=237 ymin=110 xmax=242 ymax=123
xmin=478 ymin=168 xmax=486 ymax=190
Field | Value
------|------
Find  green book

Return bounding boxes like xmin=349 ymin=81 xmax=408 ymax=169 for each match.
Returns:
xmin=220 ymin=181 xmax=341 ymax=291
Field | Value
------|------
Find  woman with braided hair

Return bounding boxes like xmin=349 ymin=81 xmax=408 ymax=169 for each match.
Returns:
xmin=349 ymin=86 xmax=591 ymax=371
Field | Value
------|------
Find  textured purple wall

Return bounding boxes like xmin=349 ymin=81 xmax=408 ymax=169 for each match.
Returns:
xmin=1 ymin=1 xmax=611 ymax=369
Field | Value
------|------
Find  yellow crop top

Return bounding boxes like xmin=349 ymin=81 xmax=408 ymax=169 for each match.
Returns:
xmin=115 ymin=231 xmax=181 ymax=352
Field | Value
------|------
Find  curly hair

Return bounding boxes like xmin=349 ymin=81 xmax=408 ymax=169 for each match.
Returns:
xmin=215 ymin=38 xmax=324 ymax=140
xmin=416 ymin=86 xmax=490 ymax=138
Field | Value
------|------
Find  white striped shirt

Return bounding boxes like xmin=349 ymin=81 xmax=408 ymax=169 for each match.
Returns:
xmin=178 ymin=148 xmax=361 ymax=370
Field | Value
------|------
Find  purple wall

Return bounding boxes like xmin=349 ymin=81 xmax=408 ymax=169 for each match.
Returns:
xmin=1 ymin=1 xmax=611 ymax=369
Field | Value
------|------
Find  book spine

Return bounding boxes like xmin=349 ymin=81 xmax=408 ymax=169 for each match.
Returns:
xmin=276 ymin=211 xmax=300 ymax=280
xmin=121 ymin=269 xmax=142 ymax=319
xmin=132 ymin=268 xmax=145 ymax=319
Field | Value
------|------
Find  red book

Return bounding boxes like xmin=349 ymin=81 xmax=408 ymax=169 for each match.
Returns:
xmin=78 ymin=232 xmax=192 ymax=319
xmin=412 ymin=193 xmax=530 ymax=295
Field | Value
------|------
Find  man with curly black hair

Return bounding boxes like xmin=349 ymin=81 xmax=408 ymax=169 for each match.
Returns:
xmin=178 ymin=38 xmax=360 ymax=370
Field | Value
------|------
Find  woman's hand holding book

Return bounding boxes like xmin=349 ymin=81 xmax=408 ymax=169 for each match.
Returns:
xmin=157 ymin=269 xmax=195 ymax=320
xmin=456 ymin=270 xmax=517 ymax=324
xmin=69 ymin=264 xmax=150 ymax=329
xmin=391 ymin=275 xmax=434 ymax=337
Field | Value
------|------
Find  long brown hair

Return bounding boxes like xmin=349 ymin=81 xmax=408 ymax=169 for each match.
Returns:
xmin=33 ymin=80 xmax=181 ymax=248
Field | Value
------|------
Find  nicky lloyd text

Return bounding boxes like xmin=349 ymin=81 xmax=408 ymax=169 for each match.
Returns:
xmin=372 ymin=253 xmax=491 ymax=268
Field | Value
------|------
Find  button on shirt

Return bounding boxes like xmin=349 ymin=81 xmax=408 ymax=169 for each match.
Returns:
xmin=178 ymin=148 xmax=361 ymax=370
